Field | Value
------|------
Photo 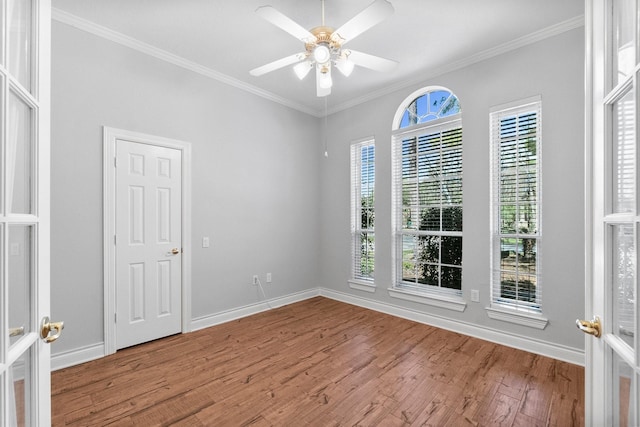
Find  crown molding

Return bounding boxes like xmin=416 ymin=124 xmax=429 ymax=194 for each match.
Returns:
xmin=51 ymin=8 xmax=322 ymax=117
xmin=326 ymin=14 xmax=585 ymax=116
xmin=53 ymin=8 xmax=583 ymax=118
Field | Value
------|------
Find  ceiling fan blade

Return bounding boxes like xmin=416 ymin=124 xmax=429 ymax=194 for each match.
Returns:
xmin=250 ymin=52 xmax=307 ymax=76
xmin=347 ymin=49 xmax=397 ymax=72
xmin=256 ymin=6 xmax=316 ymax=43
xmin=330 ymin=0 xmax=393 ymax=45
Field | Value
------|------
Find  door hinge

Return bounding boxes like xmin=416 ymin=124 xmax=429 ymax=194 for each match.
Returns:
xmin=114 ymin=157 xmax=118 ymax=168
xmin=114 ymin=312 xmax=117 ymax=323
xmin=114 ymin=234 xmax=117 ymax=245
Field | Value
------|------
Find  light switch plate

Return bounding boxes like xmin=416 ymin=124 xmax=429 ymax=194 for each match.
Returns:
xmin=202 ymin=237 xmax=210 ymax=248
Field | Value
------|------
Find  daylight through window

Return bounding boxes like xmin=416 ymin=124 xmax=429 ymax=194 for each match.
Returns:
xmin=490 ymin=98 xmax=542 ymax=312
xmin=351 ymin=139 xmax=375 ymax=282
xmin=392 ymin=88 xmax=463 ymax=294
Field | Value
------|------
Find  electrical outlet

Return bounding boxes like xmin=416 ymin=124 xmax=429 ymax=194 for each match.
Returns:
xmin=471 ymin=289 xmax=480 ymax=302
xmin=252 ymin=275 xmax=259 ymax=285
xmin=266 ymin=273 xmax=272 ymax=283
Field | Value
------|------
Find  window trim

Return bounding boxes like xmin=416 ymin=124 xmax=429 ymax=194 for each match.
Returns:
xmin=350 ymin=137 xmax=375 ymax=289
xmin=488 ymin=96 xmax=547 ymax=326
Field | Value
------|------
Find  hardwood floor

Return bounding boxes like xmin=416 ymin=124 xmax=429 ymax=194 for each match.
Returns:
xmin=51 ymin=297 xmax=584 ymax=426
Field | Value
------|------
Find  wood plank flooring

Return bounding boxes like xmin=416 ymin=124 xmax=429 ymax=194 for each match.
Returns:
xmin=51 ymin=297 xmax=584 ymax=426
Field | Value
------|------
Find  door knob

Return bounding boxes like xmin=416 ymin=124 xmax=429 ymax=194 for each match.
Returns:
xmin=171 ymin=248 xmax=180 ymax=255
xmin=40 ymin=316 xmax=64 ymax=344
xmin=576 ymin=316 xmax=601 ymax=338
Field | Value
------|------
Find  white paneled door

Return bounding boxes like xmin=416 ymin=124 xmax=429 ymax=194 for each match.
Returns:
xmin=1 ymin=0 xmax=54 ymax=425
xmin=115 ymin=140 xmax=182 ymax=350
xmin=585 ymin=0 xmax=640 ymax=425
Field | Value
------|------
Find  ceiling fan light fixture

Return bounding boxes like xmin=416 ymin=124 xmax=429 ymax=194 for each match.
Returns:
xmin=318 ymin=65 xmax=333 ymax=89
xmin=313 ymin=44 xmax=331 ymax=64
xmin=293 ymin=60 xmax=313 ymax=80
xmin=335 ymin=57 xmax=354 ymax=77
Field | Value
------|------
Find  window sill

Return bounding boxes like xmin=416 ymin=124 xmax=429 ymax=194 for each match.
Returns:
xmin=348 ymin=279 xmax=376 ymax=293
xmin=485 ymin=306 xmax=548 ymax=330
xmin=387 ymin=287 xmax=467 ymax=312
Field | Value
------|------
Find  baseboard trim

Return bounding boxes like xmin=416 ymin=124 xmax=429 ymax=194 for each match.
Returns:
xmin=51 ymin=343 xmax=105 ymax=371
xmin=319 ymin=288 xmax=585 ymax=366
xmin=51 ymin=286 xmax=584 ymax=370
xmin=190 ymin=288 xmax=321 ymax=332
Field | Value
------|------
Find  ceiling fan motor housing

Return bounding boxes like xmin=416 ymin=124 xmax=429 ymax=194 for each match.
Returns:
xmin=306 ymin=25 xmax=342 ymax=66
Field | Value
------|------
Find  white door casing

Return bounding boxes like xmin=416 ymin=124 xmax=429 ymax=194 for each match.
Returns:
xmin=1 ymin=0 xmax=53 ymax=425
xmin=585 ymin=0 xmax=640 ymax=425
xmin=104 ymin=128 xmax=192 ymax=354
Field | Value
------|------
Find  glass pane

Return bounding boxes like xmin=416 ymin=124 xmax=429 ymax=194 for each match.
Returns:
xmin=8 ymin=91 xmax=33 ymax=214
xmin=7 ymin=0 xmax=32 ymax=92
xmin=419 ymin=207 xmax=440 ymax=231
xmin=500 ymin=205 xmax=517 ymax=233
xmin=358 ymin=232 xmax=374 ymax=279
xmin=500 ymin=238 xmax=517 ymax=270
xmin=441 ymin=266 xmax=461 ymax=289
xmin=613 ymin=352 xmax=637 ymax=427
xmin=442 ymin=205 xmax=462 ymax=231
xmin=612 ymin=90 xmax=635 ymax=214
xmin=401 ymin=235 xmax=417 ymax=283
xmin=441 ymin=236 xmax=462 ymax=266
xmin=402 ymin=235 xmax=416 ymax=263
xmin=612 ymin=224 xmax=635 ymax=349
xmin=613 ymin=0 xmax=636 ymax=86
xmin=418 ymin=264 xmax=438 ymax=286
xmin=8 ymin=225 xmax=32 ymax=347
xmin=442 ymin=178 xmax=462 ymax=205
xmin=519 ymin=238 xmax=537 ymax=274
xmin=418 ymin=235 xmax=439 ymax=264
xmin=11 ymin=347 xmax=32 ymax=427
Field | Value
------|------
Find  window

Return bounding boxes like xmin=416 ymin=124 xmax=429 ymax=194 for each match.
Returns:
xmin=490 ymin=97 xmax=542 ymax=313
xmin=392 ymin=88 xmax=463 ymax=298
xmin=350 ymin=139 xmax=375 ymax=286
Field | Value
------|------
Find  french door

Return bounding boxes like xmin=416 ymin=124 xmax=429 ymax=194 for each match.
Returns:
xmin=0 ymin=0 xmax=54 ymax=425
xmin=585 ymin=0 xmax=640 ymax=425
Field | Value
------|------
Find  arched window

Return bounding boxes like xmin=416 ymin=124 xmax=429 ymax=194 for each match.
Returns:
xmin=391 ymin=87 xmax=464 ymax=304
xmin=397 ymin=88 xmax=461 ymax=128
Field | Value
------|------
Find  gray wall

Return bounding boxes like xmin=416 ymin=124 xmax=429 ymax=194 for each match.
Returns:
xmin=51 ymin=19 xmax=585 ymax=358
xmin=51 ymin=22 xmax=321 ymax=354
xmin=319 ymin=28 xmax=585 ymax=351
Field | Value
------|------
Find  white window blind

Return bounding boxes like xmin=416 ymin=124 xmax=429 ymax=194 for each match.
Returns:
xmin=392 ymin=118 xmax=463 ymax=294
xmin=351 ymin=139 xmax=375 ymax=282
xmin=490 ymin=98 xmax=542 ymax=312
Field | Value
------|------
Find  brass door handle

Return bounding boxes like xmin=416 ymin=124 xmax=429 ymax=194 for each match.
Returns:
xmin=576 ymin=316 xmax=601 ymax=338
xmin=40 ymin=316 xmax=64 ymax=344
xmin=9 ymin=326 xmax=25 ymax=337
xmin=171 ymin=248 xmax=180 ymax=255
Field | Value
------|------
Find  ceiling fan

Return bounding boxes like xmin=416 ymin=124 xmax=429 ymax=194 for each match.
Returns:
xmin=249 ymin=0 xmax=398 ymax=97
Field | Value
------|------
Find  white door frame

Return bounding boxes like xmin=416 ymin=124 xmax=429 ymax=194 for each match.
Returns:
xmin=103 ymin=127 xmax=192 ymax=355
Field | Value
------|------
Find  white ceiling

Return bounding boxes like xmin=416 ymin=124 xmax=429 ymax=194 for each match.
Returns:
xmin=52 ymin=0 xmax=585 ymax=116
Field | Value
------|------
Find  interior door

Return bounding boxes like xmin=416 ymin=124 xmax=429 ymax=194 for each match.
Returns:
xmin=115 ymin=140 xmax=182 ymax=350
xmin=584 ymin=0 xmax=640 ymax=425
xmin=0 ymin=0 xmax=55 ymax=425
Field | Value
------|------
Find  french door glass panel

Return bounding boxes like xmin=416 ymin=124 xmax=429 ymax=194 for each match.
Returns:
xmin=612 ymin=89 xmax=635 ymax=214
xmin=614 ymin=350 xmax=637 ymax=427
xmin=11 ymin=348 xmax=32 ymax=427
xmin=8 ymin=225 xmax=32 ymax=348
xmin=7 ymin=0 xmax=32 ymax=92
xmin=7 ymin=90 xmax=33 ymax=214
xmin=613 ymin=0 xmax=636 ymax=86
